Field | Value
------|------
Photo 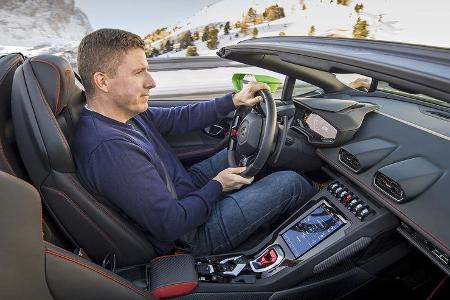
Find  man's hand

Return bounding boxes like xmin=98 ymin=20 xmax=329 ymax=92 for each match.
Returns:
xmin=213 ymin=167 xmax=254 ymax=192
xmin=232 ymin=81 xmax=271 ymax=107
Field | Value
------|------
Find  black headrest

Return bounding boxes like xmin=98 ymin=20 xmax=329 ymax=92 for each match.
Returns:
xmin=12 ymin=54 xmax=84 ymax=175
xmin=27 ymin=55 xmax=76 ymax=115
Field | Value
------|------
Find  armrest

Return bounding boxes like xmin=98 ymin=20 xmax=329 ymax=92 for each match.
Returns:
xmin=150 ymin=254 xmax=198 ymax=299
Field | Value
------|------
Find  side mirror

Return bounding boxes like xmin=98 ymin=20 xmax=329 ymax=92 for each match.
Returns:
xmin=232 ymin=73 xmax=282 ymax=93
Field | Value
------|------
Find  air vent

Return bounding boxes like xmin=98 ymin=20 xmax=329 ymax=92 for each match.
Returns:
xmin=427 ymin=111 xmax=450 ymax=121
xmin=339 ymin=149 xmax=361 ymax=172
xmin=373 ymin=172 xmax=406 ymax=202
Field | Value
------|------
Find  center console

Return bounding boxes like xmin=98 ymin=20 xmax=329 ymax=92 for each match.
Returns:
xmin=193 ymin=177 xmax=399 ymax=289
xmin=117 ymin=177 xmax=402 ymax=298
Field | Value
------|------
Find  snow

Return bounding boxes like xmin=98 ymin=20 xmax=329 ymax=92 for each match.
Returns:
xmin=156 ymin=0 xmax=450 ymax=58
xmin=150 ymin=66 xmax=284 ymax=97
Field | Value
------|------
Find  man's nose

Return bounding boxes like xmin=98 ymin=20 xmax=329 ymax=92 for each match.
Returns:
xmin=145 ymin=71 xmax=156 ymax=89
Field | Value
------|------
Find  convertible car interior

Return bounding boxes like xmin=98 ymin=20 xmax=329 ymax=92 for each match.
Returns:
xmin=1 ymin=37 xmax=449 ymax=299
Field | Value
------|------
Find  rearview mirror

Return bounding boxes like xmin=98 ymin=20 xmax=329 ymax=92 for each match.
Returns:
xmin=232 ymin=73 xmax=282 ymax=93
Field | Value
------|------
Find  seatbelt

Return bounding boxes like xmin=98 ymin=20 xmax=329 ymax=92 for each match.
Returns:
xmin=127 ymin=119 xmax=178 ymax=200
xmin=128 ymin=119 xmax=194 ymax=252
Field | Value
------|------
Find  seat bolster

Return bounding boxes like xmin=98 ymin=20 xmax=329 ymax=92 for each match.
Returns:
xmin=0 ymin=172 xmax=52 ymax=299
xmin=44 ymin=244 xmax=155 ymax=300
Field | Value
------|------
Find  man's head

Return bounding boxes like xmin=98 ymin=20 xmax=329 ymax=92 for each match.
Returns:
xmin=77 ymin=29 xmax=156 ymax=121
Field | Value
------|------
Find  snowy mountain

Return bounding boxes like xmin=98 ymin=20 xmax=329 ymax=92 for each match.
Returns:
xmin=152 ymin=0 xmax=450 ymax=57
xmin=0 ymin=0 xmax=92 ymax=47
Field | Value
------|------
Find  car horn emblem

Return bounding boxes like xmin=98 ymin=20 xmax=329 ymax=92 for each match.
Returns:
xmin=240 ymin=126 xmax=247 ymax=137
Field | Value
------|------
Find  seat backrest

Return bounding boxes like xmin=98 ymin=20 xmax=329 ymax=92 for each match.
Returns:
xmin=0 ymin=171 xmax=154 ymax=300
xmin=0 ymin=53 xmax=72 ymax=249
xmin=11 ymin=54 xmax=156 ymax=267
xmin=0 ymin=53 xmax=27 ymax=179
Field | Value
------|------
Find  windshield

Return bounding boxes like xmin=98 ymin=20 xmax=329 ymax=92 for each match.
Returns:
xmin=1 ymin=0 xmax=448 ymax=99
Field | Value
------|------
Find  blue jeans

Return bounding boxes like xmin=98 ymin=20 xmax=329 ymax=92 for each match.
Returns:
xmin=187 ymin=149 xmax=316 ymax=256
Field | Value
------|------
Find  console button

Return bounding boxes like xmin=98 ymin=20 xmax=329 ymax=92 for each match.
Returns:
xmin=338 ymin=189 xmax=349 ymax=199
xmin=352 ymin=203 xmax=366 ymax=214
xmin=357 ymin=208 xmax=372 ymax=221
xmin=328 ymin=182 xmax=340 ymax=192
xmin=348 ymin=197 xmax=362 ymax=211
xmin=347 ymin=198 xmax=360 ymax=209
xmin=258 ymin=249 xmax=278 ymax=267
xmin=341 ymin=193 xmax=353 ymax=204
xmin=334 ymin=187 xmax=344 ymax=196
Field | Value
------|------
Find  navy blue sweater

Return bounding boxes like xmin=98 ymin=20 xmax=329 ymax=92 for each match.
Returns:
xmin=72 ymin=93 xmax=235 ymax=254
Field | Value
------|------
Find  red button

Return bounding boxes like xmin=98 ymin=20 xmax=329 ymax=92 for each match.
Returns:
xmin=259 ymin=249 xmax=278 ymax=267
xmin=343 ymin=194 xmax=353 ymax=203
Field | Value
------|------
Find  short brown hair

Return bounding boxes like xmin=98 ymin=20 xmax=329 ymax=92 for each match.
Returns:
xmin=77 ymin=28 xmax=145 ymax=97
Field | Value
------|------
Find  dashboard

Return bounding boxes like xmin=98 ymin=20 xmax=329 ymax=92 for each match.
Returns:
xmin=290 ymin=95 xmax=450 ymax=275
xmin=292 ymin=110 xmax=337 ymax=142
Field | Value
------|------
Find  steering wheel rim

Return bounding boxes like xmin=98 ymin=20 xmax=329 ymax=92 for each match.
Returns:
xmin=227 ymin=89 xmax=277 ymax=177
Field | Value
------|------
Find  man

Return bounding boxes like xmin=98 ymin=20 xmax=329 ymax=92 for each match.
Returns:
xmin=73 ymin=28 xmax=316 ymax=256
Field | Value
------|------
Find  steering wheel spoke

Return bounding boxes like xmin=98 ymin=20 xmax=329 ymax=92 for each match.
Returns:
xmin=227 ymin=90 xmax=277 ymax=177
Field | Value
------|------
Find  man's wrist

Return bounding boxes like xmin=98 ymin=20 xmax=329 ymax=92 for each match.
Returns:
xmin=231 ymin=91 xmax=238 ymax=107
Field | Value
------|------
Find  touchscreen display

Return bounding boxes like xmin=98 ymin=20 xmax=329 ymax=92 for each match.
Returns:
xmin=282 ymin=203 xmax=346 ymax=259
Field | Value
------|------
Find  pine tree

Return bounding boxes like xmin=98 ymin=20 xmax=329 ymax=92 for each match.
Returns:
xmin=263 ymin=4 xmax=285 ymax=21
xmin=207 ymin=28 xmax=219 ymax=49
xmin=240 ymin=22 xmax=249 ymax=34
xmin=234 ymin=21 xmax=241 ymax=29
xmin=308 ymin=25 xmax=316 ymax=36
xmin=192 ymin=31 xmax=200 ymax=41
xmin=352 ymin=17 xmax=369 ymax=38
xmin=178 ymin=30 xmax=193 ymax=49
xmin=354 ymin=3 xmax=363 ymax=14
xmin=145 ymin=47 xmax=159 ymax=58
xmin=186 ymin=46 xmax=199 ymax=56
xmin=247 ymin=7 xmax=257 ymax=24
xmin=160 ymin=39 xmax=173 ymax=53
xmin=279 ymin=31 xmax=286 ymax=36
xmin=337 ymin=0 xmax=350 ymax=6
xmin=224 ymin=21 xmax=231 ymax=35
xmin=252 ymin=27 xmax=259 ymax=38
xmin=201 ymin=26 xmax=209 ymax=42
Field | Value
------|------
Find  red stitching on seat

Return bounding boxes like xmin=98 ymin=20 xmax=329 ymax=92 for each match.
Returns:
xmin=42 ymin=186 xmax=121 ymax=256
xmin=67 ymin=174 xmax=153 ymax=254
xmin=45 ymin=247 xmax=153 ymax=300
xmin=29 ymin=62 xmax=73 ymax=162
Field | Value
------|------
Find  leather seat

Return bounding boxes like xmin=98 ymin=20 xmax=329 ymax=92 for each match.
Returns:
xmin=0 ymin=53 xmax=70 ymax=248
xmin=0 ymin=171 xmax=155 ymax=300
xmin=0 ymin=53 xmax=27 ymax=179
xmin=11 ymin=54 xmax=156 ymax=267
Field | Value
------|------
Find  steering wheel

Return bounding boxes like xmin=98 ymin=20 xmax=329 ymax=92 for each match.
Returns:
xmin=227 ymin=89 xmax=277 ymax=177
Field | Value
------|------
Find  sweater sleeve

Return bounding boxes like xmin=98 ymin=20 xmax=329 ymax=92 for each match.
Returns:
xmin=145 ymin=92 xmax=236 ymax=136
xmin=88 ymin=139 xmax=222 ymax=242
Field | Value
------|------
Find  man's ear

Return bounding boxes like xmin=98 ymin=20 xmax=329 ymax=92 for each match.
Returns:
xmin=93 ymin=71 xmax=109 ymax=93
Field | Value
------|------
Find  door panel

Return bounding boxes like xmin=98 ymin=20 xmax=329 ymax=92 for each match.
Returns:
xmin=149 ymin=99 xmax=233 ymax=162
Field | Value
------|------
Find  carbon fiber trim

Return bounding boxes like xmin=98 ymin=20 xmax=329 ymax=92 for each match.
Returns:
xmin=313 ymin=237 xmax=372 ymax=274
xmin=150 ymin=254 xmax=197 ymax=293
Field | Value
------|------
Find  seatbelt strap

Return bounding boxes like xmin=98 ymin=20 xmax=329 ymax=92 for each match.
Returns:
xmin=127 ymin=119 xmax=178 ymax=200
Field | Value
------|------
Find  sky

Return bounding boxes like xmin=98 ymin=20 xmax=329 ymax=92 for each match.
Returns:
xmin=75 ymin=0 xmax=219 ymax=37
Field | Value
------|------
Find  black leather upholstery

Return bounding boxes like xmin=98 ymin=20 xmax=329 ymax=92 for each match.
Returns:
xmin=0 ymin=53 xmax=27 ymax=179
xmin=11 ymin=54 xmax=156 ymax=267
xmin=0 ymin=171 xmax=155 ymax=300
